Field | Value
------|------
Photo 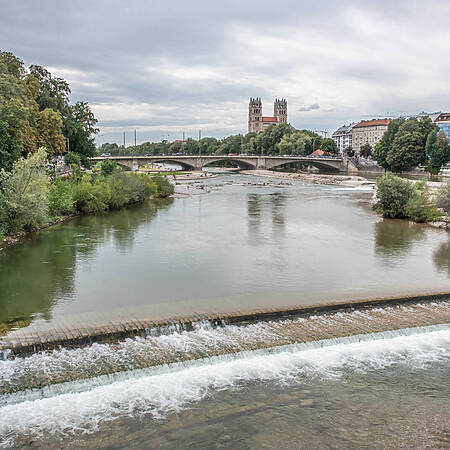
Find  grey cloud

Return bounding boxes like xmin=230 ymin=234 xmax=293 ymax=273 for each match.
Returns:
xmin=298 ymin=103 xmax=320 ymax=112
xmin=1 ymin=0 xmax=449 ymax=145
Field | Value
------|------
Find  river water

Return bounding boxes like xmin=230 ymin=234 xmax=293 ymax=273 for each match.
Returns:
xmin=0 ymin=173 xmax=449 ymax=328
xmin=0 ymin=173 xmax=449 ymax=448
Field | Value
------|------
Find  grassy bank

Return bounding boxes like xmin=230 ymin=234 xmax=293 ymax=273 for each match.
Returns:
xmin=0 ymin=150 xmax=174 ymax=248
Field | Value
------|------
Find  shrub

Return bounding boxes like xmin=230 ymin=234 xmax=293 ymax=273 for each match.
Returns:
xmin=48 ymin=178 xmax=75 ymax=216
xmin=0 ymin=148 xmax=49 ymax=232
xmin=108 ymin=172 xmax=156 ymax=208
xmin=153 ymin=175 xmax=174 ymax=198
xmin=73 ymin=175 xmax=110 ymax=213
xmin=100 ymin=160 xmax=117 ymax=177
xmin=405 ymin=188 xmax=441 ymax=223
xmin=436 ymin=183 xmax=450 ymax=214
xmin=375 ymin=173 xmax=415 ymax=218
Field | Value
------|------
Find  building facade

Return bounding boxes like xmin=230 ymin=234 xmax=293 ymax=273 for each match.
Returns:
xmin=248 ymin=98 xmax=287 ymax=133
xmin=351 ymin=119 xmax=391 ymax=155
xmin=435 ymin=113 xmax=450 ymax=141
xmin=332 ymin=123 xmax=355 ymax=154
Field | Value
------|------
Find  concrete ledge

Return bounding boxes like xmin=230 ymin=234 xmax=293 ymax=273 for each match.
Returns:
xmin=1 ymin=291 xmax=449 ymax=358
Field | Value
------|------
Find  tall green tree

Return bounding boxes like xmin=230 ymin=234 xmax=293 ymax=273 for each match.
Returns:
xmin=321 ymin=138 xmax=339 ymax=155
xmin=386 ymin=119 xmax=425 ymax=172
xmin=373 ymin=118 xmax=405 ymax=170
xmin=425 ymin=130 xmax=450 ymax=175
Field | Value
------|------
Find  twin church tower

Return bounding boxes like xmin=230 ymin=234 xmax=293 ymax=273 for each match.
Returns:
xmin=248 ymin=97 xmax=287 ymax=133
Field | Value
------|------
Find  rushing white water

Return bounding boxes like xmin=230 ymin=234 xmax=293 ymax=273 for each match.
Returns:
xmin=0 ymin=325 xmax=449 ymax=447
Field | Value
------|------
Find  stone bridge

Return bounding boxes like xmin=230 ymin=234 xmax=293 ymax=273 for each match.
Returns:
xmin=90 ymin=155 xmax=353 ymax=172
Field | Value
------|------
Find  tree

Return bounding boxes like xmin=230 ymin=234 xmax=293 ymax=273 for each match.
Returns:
xmin=28 ymin=65 xmax=71 ymax=115
xmin=373 ymin=118 xmax=405 ymax=170
xmin=0 ymin=148 xmax=49 ymax=232
xmin=36 ymin=108 xmax=65 ymax=155
xmin=63 ymin=101 xmax=99 ymax=165
xmin=321 ymin=138 xmax=338 ymax=155
xmin=100 ymin=159 xmax=117 ymax=177
xmin=360 ymin=143 xmax=372 ymax=158
xmin=425 ymin=130 xmax=450 ymax=175
xmin=386 ymin=119 xmax=425 ymax=172
xmin=344 ymin=145 xmax=354 ymax=157
xmin=436 ymin=183 xmax=450 ymax=214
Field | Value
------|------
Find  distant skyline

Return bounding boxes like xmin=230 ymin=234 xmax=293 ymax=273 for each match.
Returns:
xmin=1 ymin=0 xmax=449 ymax=145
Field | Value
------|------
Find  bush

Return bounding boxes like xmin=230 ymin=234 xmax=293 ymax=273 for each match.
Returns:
xmin=436 ymin=183 xmax=450 ymax=214
xmin=108 ymin=172 xmax=156 ymax=209
xmin=405 ymin=188 xmax=441 ymax=223
xmin=0 ymin=148 xmax=49 ymax=232
xmin=73 ymin=175 xmax=110 ymax=213
xmin=375 ymin=173 xmax=416 ymax=218
xmin=153 ymin=175 xmax=174 ymax=198
xmin=48 ymin=178 xmax=75 ymax=216
xmin=100 ymin=159 xmax=117 ymax=177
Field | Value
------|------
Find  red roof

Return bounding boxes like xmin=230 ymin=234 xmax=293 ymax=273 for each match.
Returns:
xmin=435 ymin=113 xmax=450 ymax=122
xmin=310 ymin=149 xmax=334 ymax=157
xmin=353 ymin=119 xmax=391 ymax=128
xmin=262 ymin=116 xmax=278 ymax=122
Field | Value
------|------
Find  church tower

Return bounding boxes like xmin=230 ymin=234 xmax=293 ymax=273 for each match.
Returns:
xmin=274 ymin=98 xmax=287 ymax=123
xmin=248 ymin=97 xmax=262 ymax=133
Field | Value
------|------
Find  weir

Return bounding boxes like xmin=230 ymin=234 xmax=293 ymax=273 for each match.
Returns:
xmin=0 ymin=297 xmax=448 ymax=396
xmin=1 ymin=292 xmax=449 ymax=358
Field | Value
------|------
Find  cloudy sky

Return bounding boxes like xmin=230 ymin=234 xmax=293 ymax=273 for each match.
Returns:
xmin=1 ymin=0 xmax=449 ymax=145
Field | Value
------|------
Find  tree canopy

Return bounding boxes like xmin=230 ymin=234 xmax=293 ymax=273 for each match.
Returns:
xmin=0 ymin=50 xmax=99 ymax=172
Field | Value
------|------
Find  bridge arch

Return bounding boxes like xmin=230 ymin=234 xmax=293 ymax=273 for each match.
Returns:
xmin=201 ymin=157 xmax=256 ymax=170
xmin=265 ymin=158 xmax=341 ymax=172
xmin=149 ymin=158 xmax=197 ymax=170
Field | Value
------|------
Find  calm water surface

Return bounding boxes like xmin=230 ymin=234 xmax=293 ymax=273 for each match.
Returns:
xmin=0 ymin=173 xmax=449 ymax=327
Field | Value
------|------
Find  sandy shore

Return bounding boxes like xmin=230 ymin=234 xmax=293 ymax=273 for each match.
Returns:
xmin=240 ymin=169 xmax=376 ymax=187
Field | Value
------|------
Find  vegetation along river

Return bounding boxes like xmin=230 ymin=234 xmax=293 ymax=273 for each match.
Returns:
xmin=0 ymin=173 xmax=449 ymax=447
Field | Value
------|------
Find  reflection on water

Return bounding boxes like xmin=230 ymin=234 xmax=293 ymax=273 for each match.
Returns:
xmin=374 ymin=219 xmax=427 ymax=257
xmin=0 ymin=174 xmax=448 ymax=330
xmin=0 ymin=198 xmax=173 ymax=324
xmin=434 ymin=239 xmax=450 ymax=276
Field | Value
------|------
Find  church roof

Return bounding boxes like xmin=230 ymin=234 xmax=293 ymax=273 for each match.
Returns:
xmin=262 ymin=116 xmax=278 ymax=122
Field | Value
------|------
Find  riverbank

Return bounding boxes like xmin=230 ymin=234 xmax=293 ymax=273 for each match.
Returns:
xmin=240 ymin=169 xmax=376 ymax=187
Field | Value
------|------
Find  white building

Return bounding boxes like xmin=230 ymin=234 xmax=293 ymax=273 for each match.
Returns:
xmin=332 ymin=124 xmax=355 ymax=154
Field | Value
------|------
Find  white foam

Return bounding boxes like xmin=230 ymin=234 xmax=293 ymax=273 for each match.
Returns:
xmin=0 ymin=326 xmax=449 ymax=447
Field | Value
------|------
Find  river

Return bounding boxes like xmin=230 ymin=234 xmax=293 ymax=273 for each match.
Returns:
xmin=0 ymin=173 xmax=449 ymax=448
xmin=0 ymin=173 xmax=448 ymax=328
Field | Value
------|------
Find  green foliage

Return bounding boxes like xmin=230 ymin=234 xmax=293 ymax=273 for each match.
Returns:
xmin=108 ymin=172 xmax=156 ymax=209
xmin=425 ymin=131 xmax=450 ymax=175
xmin=73 ymin=175 xmax=110 ymax=213
xmin=360 ymin=143 xmax=372 ymax=158
xmin=375 ymin=173 xmax=416 ymax=218
xmin=100 ymin=159 xmax=117 ymax=177
xmin=0 ymin=148 xmax=49 ymax=232
xmin=373 ymin=118 xmax=405 ymax=170
xmin=48 ymin=178 xmax=74 ymax=216
xmin=344 ymin=145 xmax=354 ymax=157
xmin=104 ymin=124 xmax=323 ymax=158
xmin=152 ymin=174 xmax=174 ymax=197
xmin=0 ymin=51 xmax=98 ymax=171
xmin=321 ymin=138 xmax=339 ymax=155
xmin=387 ymin=119 xmax=425 ymax=172
xmin=405 ymin=182 xmax=441 ymax=223
xmin=436 ymin=183 xmax=450 ymax=214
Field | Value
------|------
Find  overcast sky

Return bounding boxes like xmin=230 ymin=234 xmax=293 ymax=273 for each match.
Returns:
xmin=1 ymin=0 xmax=449 ymax=145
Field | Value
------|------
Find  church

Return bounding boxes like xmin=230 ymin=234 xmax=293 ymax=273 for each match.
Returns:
xmin=248 ymin=98 xmax=287 ymax=133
